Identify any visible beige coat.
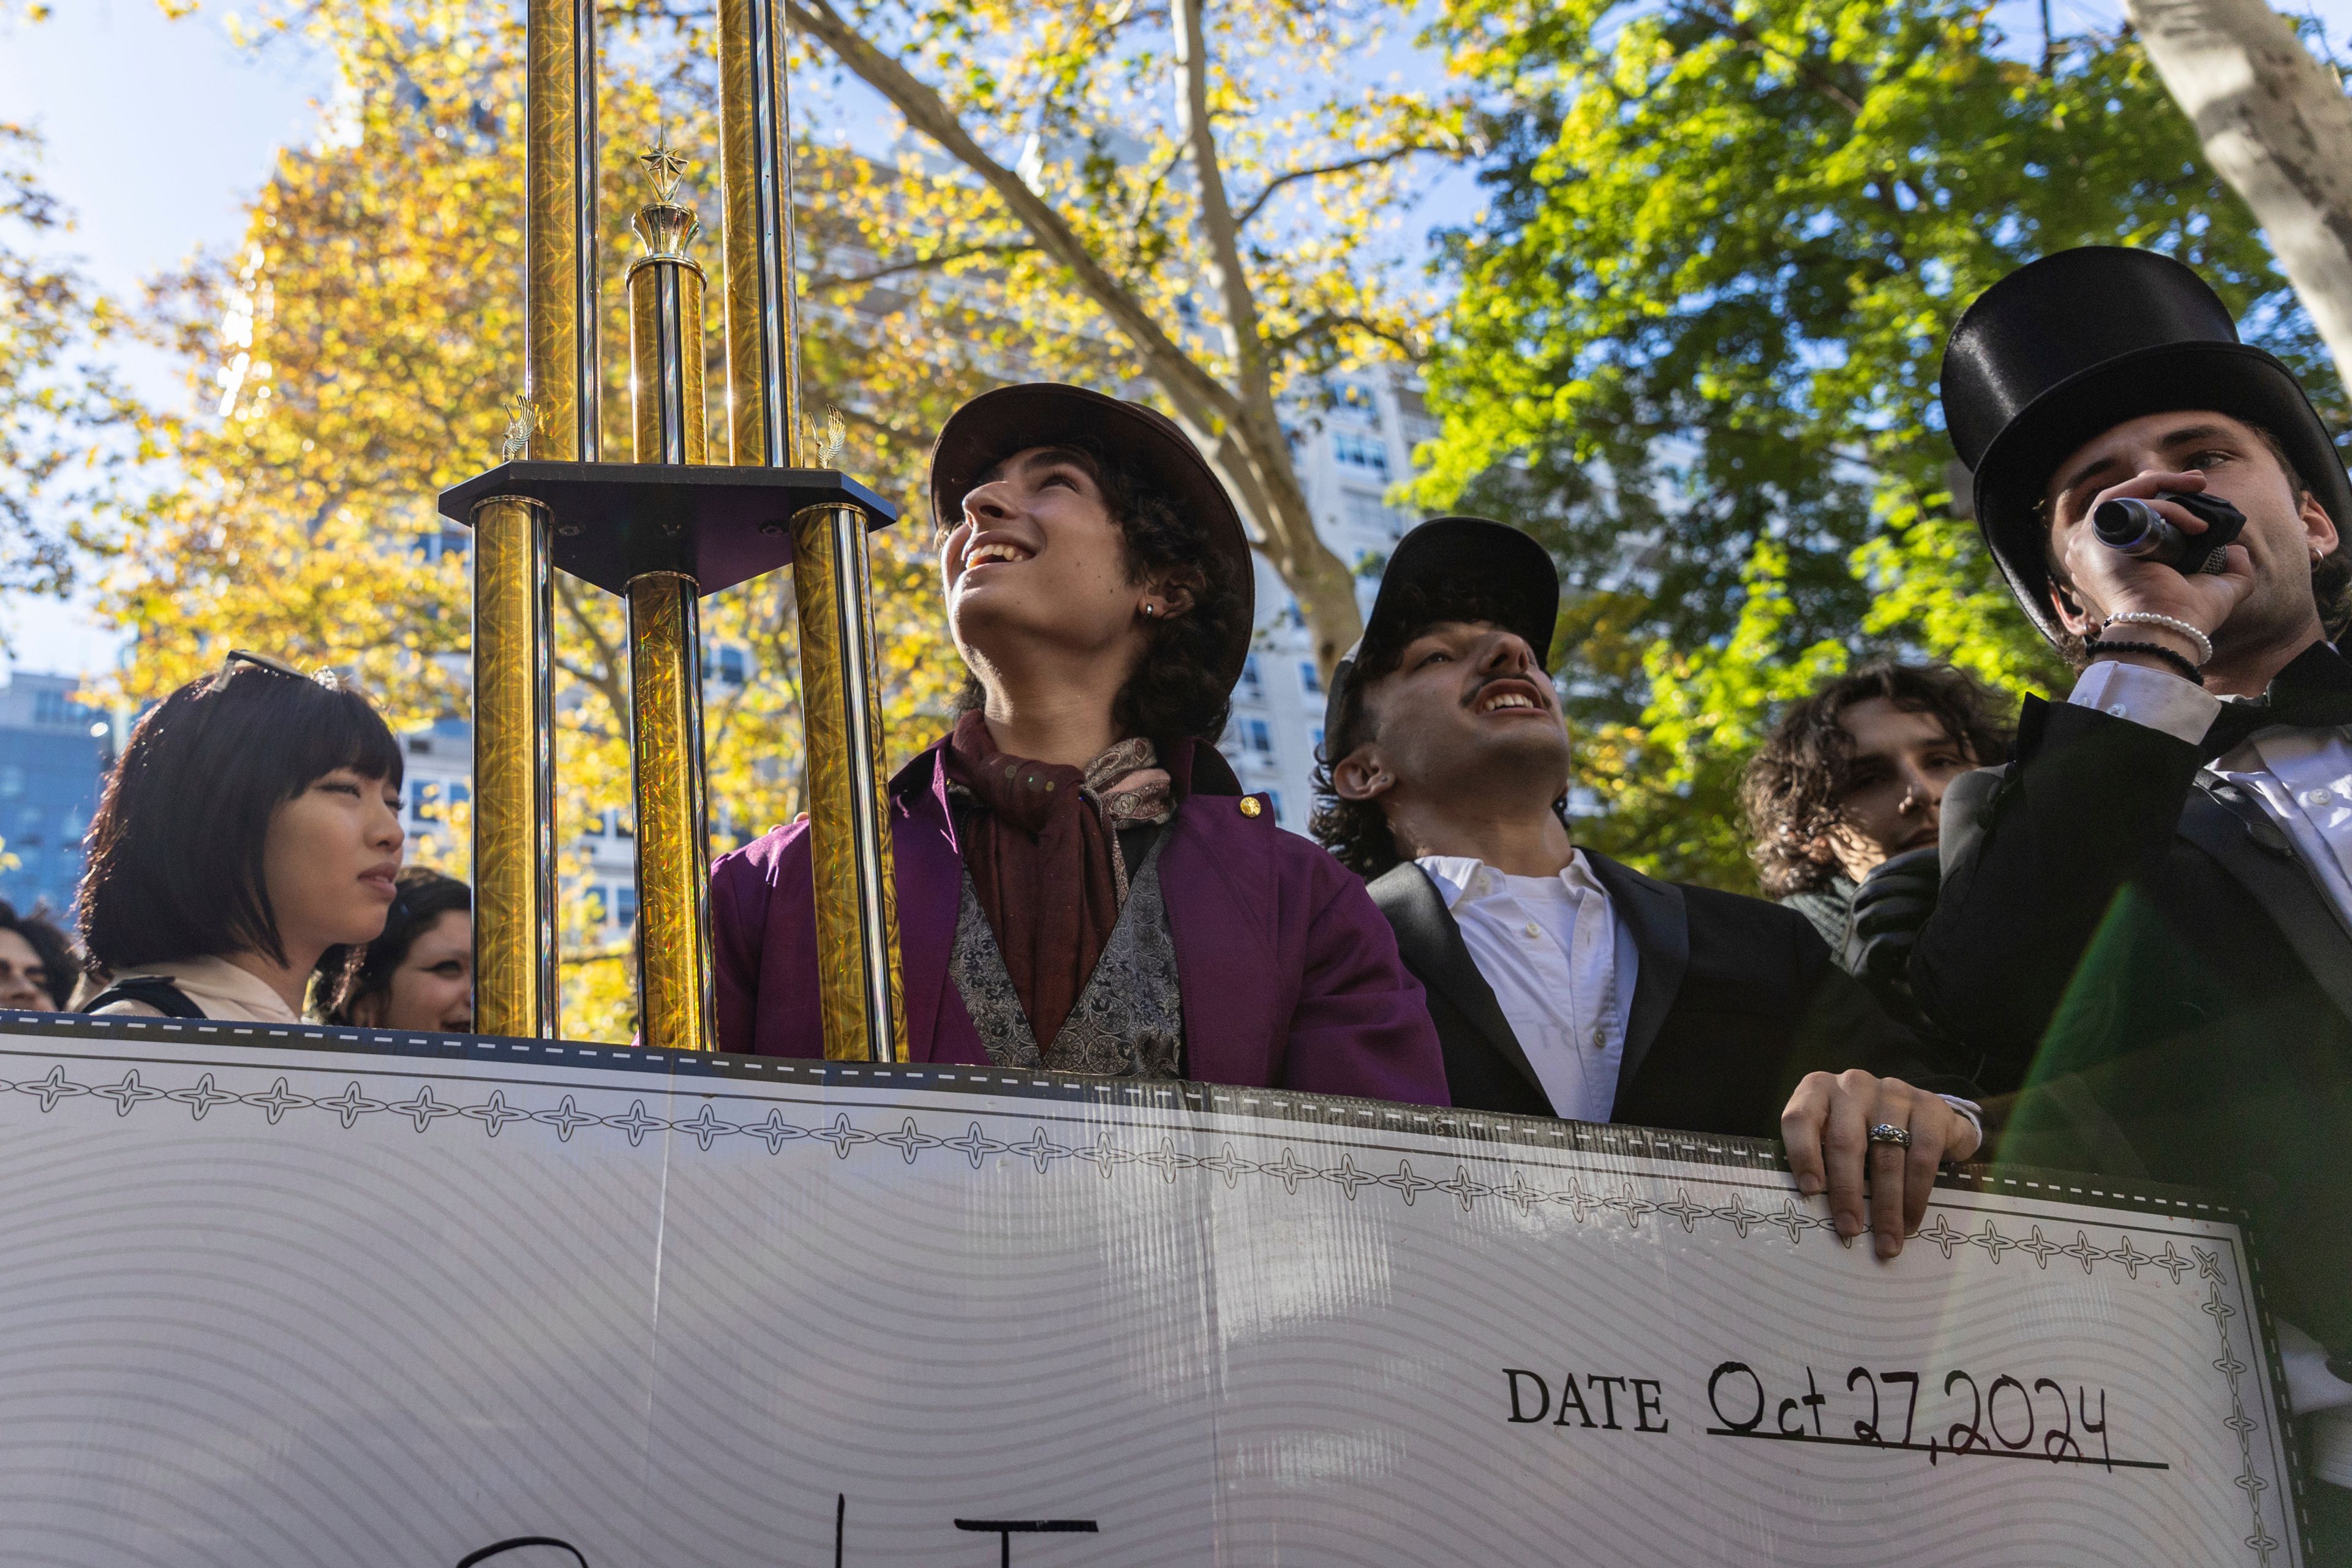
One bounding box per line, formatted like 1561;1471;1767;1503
87;956;303;1025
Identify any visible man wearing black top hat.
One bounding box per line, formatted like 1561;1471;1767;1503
1918;246;2352;1520
1313;516;1983;1261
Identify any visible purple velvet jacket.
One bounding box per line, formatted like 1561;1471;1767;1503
710;736;1449;1106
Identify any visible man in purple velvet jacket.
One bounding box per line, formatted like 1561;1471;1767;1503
710;383;1448;1106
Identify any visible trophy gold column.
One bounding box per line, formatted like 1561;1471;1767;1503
624;144;716;1053
717;0;908;1064
446;8;907;1055
471;0;601;1039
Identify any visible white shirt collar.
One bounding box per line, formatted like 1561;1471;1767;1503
1416;850;1602;911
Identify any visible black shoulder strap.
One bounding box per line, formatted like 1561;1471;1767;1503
82;976;207;1020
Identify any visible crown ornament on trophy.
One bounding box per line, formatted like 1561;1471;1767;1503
437;0;908;1063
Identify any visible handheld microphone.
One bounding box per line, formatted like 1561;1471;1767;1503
2090;491;2247;576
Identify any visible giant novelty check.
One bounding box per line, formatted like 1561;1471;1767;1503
0;1014;2304;1567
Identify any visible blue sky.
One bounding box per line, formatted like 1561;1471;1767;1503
2;2;333;677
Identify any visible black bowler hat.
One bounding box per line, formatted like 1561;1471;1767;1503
1321;516;1560;756
1942;246;2351;642
929;383;1257;693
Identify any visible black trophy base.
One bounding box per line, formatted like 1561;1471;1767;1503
436;461;902;598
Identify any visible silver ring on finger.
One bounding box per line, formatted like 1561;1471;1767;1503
1866;1123;1912;1150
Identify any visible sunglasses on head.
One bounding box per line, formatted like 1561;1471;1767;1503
209;649;341;693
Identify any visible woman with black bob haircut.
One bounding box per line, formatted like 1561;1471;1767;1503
312;868;472;1032
79;652;407;1023
712;383;1446;1103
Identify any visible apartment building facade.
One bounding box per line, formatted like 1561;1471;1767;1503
1215;367;1436;832
0;671;110;921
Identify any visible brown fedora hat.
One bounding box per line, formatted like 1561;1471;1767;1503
928;383;1257;691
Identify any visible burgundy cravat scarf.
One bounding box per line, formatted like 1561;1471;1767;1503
941;712;1174;1047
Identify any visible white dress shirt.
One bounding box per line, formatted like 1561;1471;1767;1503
2070;658;2352;1432
1416;853;1638;1123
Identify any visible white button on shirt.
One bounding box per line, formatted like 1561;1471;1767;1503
1415;853;1639;1124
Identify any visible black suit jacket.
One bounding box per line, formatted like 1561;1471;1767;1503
1912;642;2352;1349
1366;852;1964;1139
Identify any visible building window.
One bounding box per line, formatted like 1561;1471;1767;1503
1332;431;1389;477
1310;725;1325;756
410;780;443;823
417;524;471;565
32;690;83;728
1245;718;1272;756
1342;489;1400;539
710;644;749;687
1238;655;1263;703
582;881;638;931
1298;660;1323;697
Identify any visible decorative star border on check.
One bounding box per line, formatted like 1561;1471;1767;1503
7;1062;2235;1289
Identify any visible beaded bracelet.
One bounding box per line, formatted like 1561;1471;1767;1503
2084;638;2205;686
2104;611;2214;666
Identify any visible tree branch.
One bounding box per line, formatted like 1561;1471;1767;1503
1169;0;1270;405
1672;1;1867;118
553;576;630;720
783;0;1242;432
805;241;1042;294
1235;145;1444;232
1264;309;1421;360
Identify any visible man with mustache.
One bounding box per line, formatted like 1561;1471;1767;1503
1917;247;2352;1528
1314;518;1982;1260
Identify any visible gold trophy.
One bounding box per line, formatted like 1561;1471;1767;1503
439;0;908;1063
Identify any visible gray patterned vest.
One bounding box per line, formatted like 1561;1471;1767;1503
947;835;1185;1077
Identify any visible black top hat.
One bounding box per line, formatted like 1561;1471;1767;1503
929;383;1257;693
1941;246;2351;642
1321;516;1559;754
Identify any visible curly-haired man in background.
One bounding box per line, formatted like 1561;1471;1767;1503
1741;663;2013;1035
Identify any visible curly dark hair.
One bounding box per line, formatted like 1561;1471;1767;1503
950;435;1245;744
0;897;77;1009
1741;662;2015;899
2043;420;2352;665
1308;571;1555;878
311;867;470;1024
